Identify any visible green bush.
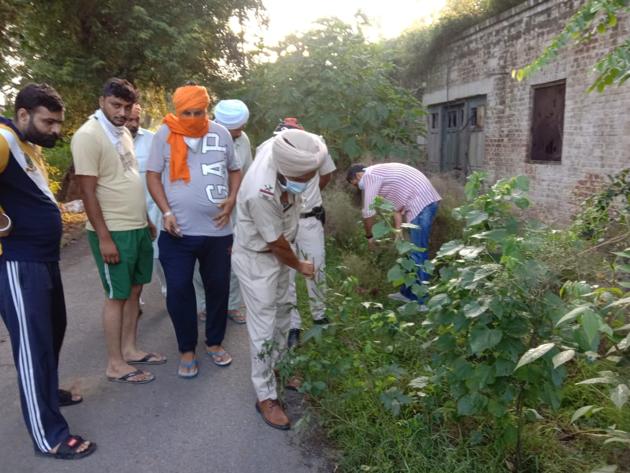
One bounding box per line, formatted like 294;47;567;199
42;140;72;195
284;171;629;473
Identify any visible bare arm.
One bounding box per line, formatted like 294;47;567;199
214;169;243;229
363;216;375;238
267;235;314;278
76;175;119;264
318;172;332;191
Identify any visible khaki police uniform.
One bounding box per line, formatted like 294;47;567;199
232;139;303;401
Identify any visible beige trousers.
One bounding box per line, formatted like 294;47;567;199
232;245;292;401
288;216;327;329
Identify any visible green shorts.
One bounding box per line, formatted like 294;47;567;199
87;228;153;300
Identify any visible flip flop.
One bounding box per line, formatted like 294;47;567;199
227;310;246;324
58;389;82;407
178;359;199;379
206;349;232;367
35;434;97;460
127;352;167;365
107;369;155;384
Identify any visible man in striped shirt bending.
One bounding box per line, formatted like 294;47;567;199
346;162;441;303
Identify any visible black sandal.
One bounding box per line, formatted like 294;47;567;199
58;389;83;407
35;435;97;460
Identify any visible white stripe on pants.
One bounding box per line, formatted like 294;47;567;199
288;216;327;329
6;261;52;452
232;246;291;401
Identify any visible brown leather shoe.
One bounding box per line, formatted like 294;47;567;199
255;399;290;430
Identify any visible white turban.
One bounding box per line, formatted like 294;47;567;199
272;129;327;177
213;99;250;130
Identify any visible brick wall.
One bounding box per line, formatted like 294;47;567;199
423;0;630;224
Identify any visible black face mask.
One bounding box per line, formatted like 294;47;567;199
24;117;59;148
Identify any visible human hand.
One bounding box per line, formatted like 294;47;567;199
163;213;182;237
99;237;120;265
298;260;315;279
0;212;12;237
214;198;235;229
148;221;157;240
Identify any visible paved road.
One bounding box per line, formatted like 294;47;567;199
0;236;328;473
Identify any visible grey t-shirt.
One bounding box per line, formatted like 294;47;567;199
146;122;240;237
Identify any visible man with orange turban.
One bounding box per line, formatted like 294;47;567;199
147;84;243;378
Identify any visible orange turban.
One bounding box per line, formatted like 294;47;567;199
163;85;211;183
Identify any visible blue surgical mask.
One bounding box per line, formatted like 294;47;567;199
285;178;308;195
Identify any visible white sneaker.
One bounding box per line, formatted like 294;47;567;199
388;292;412;303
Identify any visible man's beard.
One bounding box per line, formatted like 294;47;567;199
127;126;138;138
24;119;59;148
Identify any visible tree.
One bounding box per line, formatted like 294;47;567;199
514;0;630;92
235;16;425;167
7;0;263;127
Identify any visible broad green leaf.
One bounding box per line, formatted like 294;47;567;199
465;210;489;226
514;342;555;370
525;408;544;420
456;392;488;416
470;327;503;354
552;349;575;368
610;384;629;409
571;405;594;423
463;301;488;319
471;229;509;242
427;293;450;309
616;263;630;273
556;305;591;326
582;311;602;345
437;240;464;257
611;250;630;259
513;196;530;209
387;266;405;285
459;246;484;259
395;239;419;255
514;175;529;191
372;221;390;239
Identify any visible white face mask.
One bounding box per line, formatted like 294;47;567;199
357;176;365;190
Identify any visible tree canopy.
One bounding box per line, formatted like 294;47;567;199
235;17;425;167
3;0;263;127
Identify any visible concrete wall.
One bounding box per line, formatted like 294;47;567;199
422;0;630;224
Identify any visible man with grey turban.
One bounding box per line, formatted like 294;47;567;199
232;128;326;430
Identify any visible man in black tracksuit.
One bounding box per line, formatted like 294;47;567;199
0;83;96;459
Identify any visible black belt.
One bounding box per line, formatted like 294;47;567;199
300;206;325;225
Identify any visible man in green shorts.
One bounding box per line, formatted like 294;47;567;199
72;78;165;384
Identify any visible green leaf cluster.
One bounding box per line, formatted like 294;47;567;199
234;17;425;167
514;0;630;92
2;0;262;128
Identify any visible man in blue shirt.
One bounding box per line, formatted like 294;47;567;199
0;84;96;459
